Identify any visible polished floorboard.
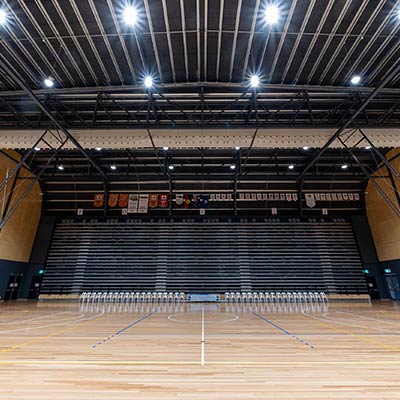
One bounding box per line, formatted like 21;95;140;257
0;300;399;399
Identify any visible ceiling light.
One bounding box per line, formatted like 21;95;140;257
303;146;309;150
144;75;153;88
250;75;260;88
123;6;138;26
365;145;371;150
288;164;295;170
110;165;117;170
57;165;64;171
163;146;169;151
341;164;348;170
44;77;54;88
95;147;102;151
0;9;7;25
230;164;236;170
235;146;241;151
34;147;41;152
265;5;279;24
168;165;174;170
350;75;361;85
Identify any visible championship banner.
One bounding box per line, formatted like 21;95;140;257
159;194;169;208
128;194;138;213
343;193;349;200
354;193;360;200
263;193;268;200
315;193;321;201
192;194;198;207
119;194;129;208
203;194;209;208
274;193;280;200
337;193;343;201
251;193;257;200
326;193;332;201
149;194;159;208
239;193;245;200
184;194;191;209
210;194;216;201
94;193;104;208
332;193;338;201
226;193;233;201
286;193;292;202
348;193;354;201
305;193;316;208
292;193;298;201
108;193;119;208
320;193;326;201
280;193;285;201
138;194;149;213
196;194;203;208
175;194;184;205
268;193;274;201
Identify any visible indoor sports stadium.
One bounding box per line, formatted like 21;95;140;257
0;1;400;399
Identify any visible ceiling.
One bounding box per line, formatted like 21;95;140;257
1;0;400;129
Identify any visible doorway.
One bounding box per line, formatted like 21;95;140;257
385;273;400;300
3;274;23;301
27;275;43;300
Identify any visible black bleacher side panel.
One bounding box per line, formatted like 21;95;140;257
41;220;367;295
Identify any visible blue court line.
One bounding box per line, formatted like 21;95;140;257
92;311;156;349
249;310;315;349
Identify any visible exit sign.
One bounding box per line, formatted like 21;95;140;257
384;268;392;274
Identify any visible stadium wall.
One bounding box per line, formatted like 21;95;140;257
0;150;42;299
365;148;400;296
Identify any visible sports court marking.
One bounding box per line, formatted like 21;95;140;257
335;310;400;326
302;311;400;352
168;313;239;324
0;360;400;366
92;311;155;349
0;309;105;354
0;311;76;326
201;305;205;366
249;310;315;349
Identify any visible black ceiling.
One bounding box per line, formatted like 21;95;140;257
1;0;400;89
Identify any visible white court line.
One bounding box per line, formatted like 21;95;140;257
0;311;76;326
302;310;399;333
335;310;400;326
201;305;205;366
0;310;104;334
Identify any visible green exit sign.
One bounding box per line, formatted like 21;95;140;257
384;268;392;274
362;269;369;274
38;269;45;275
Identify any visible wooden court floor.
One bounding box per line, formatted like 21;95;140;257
0;301;400;399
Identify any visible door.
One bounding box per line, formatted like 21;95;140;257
365;276;380;300
385;274;400;300
3;274;23;301
28;275;43;300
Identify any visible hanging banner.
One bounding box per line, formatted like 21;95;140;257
184;194;191;209
192;194;198;207
138;194;149;213
286;193;292;202
149;194;159;208
354;193;360;201
326;193;332;201
239;193;245;200
94;193;104;208
159;194;169;208
108;194;119;208
128;194;139;213
196;194;203;208
320;193;326;201
292;193;298;202
119;194;129;208
305;193;316;208
175;194;184;205
203;194;209;208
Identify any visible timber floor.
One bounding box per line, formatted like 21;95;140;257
0;300;399;399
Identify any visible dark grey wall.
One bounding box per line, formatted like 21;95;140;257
0;216;56;300
21;216;56;298
351;215;389;298
0;259;29;300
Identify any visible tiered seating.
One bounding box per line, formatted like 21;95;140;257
42;219;367;296
224;291;328;303
79;291;186;303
